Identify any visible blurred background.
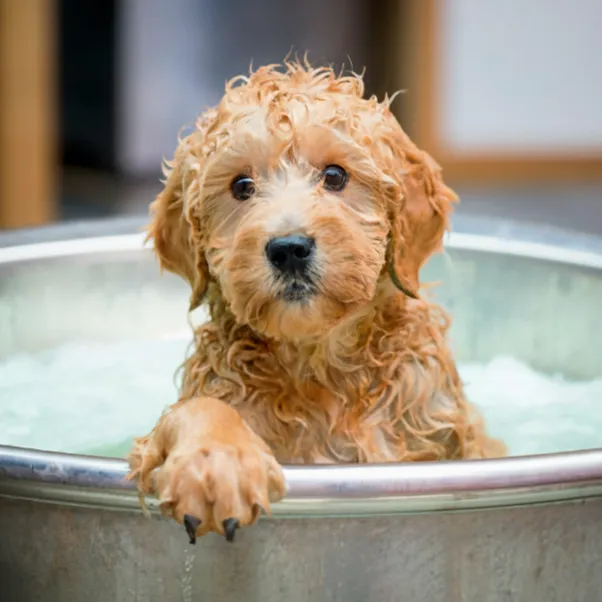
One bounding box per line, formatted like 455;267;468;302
1;0;601;233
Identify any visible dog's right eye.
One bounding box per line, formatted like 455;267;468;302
231;175;255;201
321;164;348;192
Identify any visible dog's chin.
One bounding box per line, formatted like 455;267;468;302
224;264;381;342
229;284;352;342
261;297;342;341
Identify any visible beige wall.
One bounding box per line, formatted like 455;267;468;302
439;0;602;154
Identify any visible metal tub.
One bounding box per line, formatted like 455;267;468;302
1;216;602;602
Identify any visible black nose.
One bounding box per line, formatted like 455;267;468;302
265;235;315;275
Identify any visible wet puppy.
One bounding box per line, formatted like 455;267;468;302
128;61;505;543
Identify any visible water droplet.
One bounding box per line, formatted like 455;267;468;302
180;548;196;602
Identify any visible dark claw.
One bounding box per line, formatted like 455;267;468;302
223;518;239;543
184;514;202;545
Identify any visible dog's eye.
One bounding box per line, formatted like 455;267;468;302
231;175;255;201
322;165;348;192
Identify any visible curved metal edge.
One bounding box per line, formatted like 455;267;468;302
0;216;148;248
2;227;602;272
447;232;602;271
2;446;602;516
0;232;149;264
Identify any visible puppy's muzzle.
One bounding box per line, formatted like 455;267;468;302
265;235;315;277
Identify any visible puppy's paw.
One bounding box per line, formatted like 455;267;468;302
157;440;285;543
127;397;286;543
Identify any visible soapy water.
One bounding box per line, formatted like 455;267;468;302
1;334;602;458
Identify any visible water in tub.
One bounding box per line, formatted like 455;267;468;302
1;322;602;458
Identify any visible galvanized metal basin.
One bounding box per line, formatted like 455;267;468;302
1;215;602;602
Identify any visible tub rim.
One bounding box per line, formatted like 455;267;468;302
1;445;602;516
1;214;602;516
2;214;602;270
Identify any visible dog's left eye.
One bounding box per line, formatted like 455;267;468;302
231;175;255;201
321;165;348;192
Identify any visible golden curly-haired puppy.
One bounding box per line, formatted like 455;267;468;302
128;61;505;544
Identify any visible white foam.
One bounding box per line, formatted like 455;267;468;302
461;355;602;455
1;341;601;458
0;337;191;457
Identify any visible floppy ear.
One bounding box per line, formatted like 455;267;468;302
147;112;217;311
386;141;458;299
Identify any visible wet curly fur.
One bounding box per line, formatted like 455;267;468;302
128;60;505;541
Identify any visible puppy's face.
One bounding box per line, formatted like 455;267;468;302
150;65;456;342
202;112;390;340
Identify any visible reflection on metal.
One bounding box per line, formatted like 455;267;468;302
2;446;602;515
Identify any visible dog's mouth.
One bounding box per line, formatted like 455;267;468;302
276;277;316;303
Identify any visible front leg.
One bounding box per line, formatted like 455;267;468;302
127;396;286;543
